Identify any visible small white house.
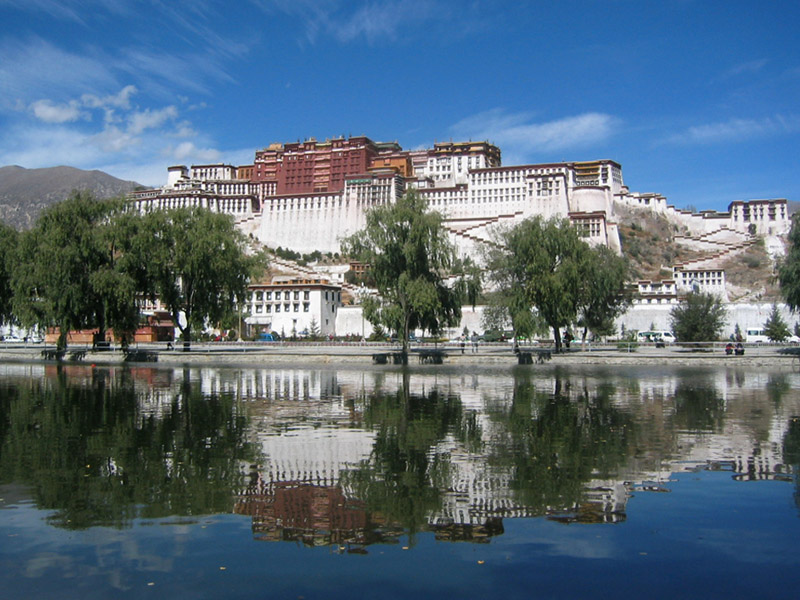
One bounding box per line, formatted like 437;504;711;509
245;276;343;337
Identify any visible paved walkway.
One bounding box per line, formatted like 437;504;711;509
1;341;798;368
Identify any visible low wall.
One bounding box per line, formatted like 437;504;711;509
338;301;798;341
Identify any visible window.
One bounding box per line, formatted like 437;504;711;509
304;291;310;300
284;303;290;312
293;303;299;312
265;291;272;300
275;304;280;312
294;291;299;300
303;303;309;312
256;291;263;301
266;305;271;313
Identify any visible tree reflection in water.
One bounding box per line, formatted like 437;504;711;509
783;415;800;513
2;363;798;554
488;369;635;523
0;365;255;529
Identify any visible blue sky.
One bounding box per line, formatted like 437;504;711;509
1;0;798;212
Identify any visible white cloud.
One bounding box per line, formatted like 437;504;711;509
91;125;138;153
29;99;85;123
663;115;800;145
168;141;222;163
27;85;142;125
0;86;228;187
128;106;178;135
450;109;618;161
82;85;137;110
173;122;198;138
0;37;118;107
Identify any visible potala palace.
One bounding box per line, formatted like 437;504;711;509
131;135;793;339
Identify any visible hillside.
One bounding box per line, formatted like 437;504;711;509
0;165;141;229
616;204;782;302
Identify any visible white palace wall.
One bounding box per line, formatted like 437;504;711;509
256;198;369;254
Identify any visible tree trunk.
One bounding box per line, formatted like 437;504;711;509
401;314;410;365
553;325;562;354
57;328;68;352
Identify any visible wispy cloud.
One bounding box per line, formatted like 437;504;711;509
1;0;88;24
1;85;225;186
0;37;119;108
449;109;618;163
334;0;438;43
662;115;800;145
713;58;768;83
253;0;445;45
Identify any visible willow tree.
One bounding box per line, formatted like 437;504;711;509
487;216;588;352
0;221;17;324
342;190;478;360
486;216;629;352
133;207;267;350
577;245;631;342
11;192;138;349
779;214;800;310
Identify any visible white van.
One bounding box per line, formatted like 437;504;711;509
745;328;769;343
636;330;676;344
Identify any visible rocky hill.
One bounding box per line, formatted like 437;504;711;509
0;165;141;229
616;204;782;302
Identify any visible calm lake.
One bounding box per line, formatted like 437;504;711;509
1;361;799;599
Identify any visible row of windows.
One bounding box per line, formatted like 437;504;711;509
253;303;309;314
254;290;310;301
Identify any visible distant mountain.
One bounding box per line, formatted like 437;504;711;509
0;165;142;229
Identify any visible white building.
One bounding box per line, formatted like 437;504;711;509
673;267;727;299
245;276;343;337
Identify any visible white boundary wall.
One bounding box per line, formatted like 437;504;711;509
337;302;799;341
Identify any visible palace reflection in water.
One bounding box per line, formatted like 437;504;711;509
1;362;798;551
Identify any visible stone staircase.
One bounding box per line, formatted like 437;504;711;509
444;211;524;249
673;235;758;271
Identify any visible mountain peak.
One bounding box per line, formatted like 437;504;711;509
0;165;141;229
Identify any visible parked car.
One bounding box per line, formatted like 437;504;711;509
1;334;23;343
636;330;676;344
745;328;769;343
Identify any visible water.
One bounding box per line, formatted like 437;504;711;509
1;362;799;599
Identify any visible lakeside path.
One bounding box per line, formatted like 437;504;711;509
2;342;800;368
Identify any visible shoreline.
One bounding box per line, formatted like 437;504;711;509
1;343;799;368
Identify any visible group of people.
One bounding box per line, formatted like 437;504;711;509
725;342;745;356
459;332;480;354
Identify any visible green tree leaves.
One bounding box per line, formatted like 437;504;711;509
11;193;131;347
342;191;476;358
131;208;268;348
779;214;800;311
0;221;17;324
763;304;791;342
670;292;727;342
5;194;267;349
486;216;629;351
